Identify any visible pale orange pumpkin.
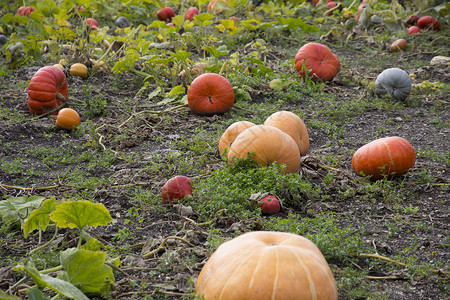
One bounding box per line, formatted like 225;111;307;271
219;121;256;156
227;125;300;173
264;111;310;156
55;108;80;130
196;231;338;300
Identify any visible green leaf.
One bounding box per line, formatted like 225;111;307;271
27;288;50;300
169;50;192;62
202;45;229;58
13;265;89;300
50;200;112;230
80;238;105;251
23;198;56;238
59;248;115;295
276;17;320;33
0;196;45;226
193;13;214;27
0;290;21;300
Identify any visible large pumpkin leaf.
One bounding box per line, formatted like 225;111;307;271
59;248;115;295
50;200;112;230
276;17;320;33
13;264;89;300
23;198;56;238
0;196;45;226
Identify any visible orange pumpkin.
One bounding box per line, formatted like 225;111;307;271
227;125;300;174
196;231;338;300
55;108;80;130
264;111;310;156
219;121;256;156
295;43;340;82
352;136;416;181
207;0;227;12
187;73;235;116
28;66;69;115
390;39;407;52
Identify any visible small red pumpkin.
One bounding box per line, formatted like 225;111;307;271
85;18;98;29
162;175;193;204
187;73;235;116
295;43;340;82
55;108;80;130
258;193;281;215
156;7;175;22
405;15;418;26
185;7;199;20
17;6;36;16
408;26;421;34
417;16;440;31
208;0;228;12
352;136;416;181
28;66;69;115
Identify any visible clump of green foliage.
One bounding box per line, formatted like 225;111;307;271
188;156;322;220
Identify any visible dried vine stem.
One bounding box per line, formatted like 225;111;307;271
95;104;187;154
30;92;68;120
142;236;202;259
104;262;152;282
0;183;75;191
359;253;449;276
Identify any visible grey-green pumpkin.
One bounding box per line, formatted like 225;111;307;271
375;68;412;100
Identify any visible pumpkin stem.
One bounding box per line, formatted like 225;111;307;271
208;95;213;104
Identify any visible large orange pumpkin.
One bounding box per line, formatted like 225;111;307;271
227;125;300;174
28;66;69;115
295;43;340;82
219;121;256;156
187;73;235;116
264;111;310;156
196;231;338;300
352;136;416;181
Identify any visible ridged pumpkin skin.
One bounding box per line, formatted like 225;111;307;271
295;43;340;82
352;136;416;181
228;125;300;174
196;231;338;300
374;68;411;101
28;66;69;115
264;111;310;156
187;73;235;116
219;121;256;156
55;108;80;130
17;6;35;16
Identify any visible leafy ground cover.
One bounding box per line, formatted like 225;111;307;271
0;0;449;299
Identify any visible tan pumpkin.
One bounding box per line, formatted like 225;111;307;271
55;108;80;130
264;111;310;156
227;125;300;173
219;121;256;156
196;231;338;300
69;63;88;79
